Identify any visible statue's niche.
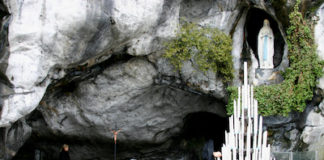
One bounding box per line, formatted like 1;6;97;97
258;19;274;69
244;8;285;85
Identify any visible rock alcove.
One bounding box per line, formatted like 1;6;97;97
11;110;229;160
245;8;286;67
180;112;228;154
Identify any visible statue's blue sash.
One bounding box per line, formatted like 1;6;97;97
263;35;268;61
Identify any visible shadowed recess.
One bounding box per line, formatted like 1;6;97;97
180;112;228;154
245;8;285;68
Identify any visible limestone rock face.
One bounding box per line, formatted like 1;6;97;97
301;109;324;145
39;58;225;143
179;0;240;34
297;94;324;160
0;119;32;160
0;0;241;159
299;104;324;160
3;0;172;126
1;0;323;159
0;0;243;127
28;58;226;159
315;4;324;90
263;113;301;152
0;0;173;126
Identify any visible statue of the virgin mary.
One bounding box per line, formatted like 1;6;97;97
258;19;274;69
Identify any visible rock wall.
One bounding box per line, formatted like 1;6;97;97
0;0;324;159
0;0;243;127
39;58;226;142
0;0;240;159
316;3;324;90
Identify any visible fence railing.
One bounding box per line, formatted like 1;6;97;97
272;151;317;160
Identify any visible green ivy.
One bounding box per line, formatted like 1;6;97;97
226;86;238;114
227;0;324;116
164;21;234;83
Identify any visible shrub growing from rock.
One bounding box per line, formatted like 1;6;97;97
164;21;234;83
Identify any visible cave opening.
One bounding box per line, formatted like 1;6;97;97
179;112;228;158
245;8;285;67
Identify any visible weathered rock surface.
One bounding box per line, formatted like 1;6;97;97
299;103;324;160
263;113;302;152
301;108;324;145
316;4;324;90
1;0;175;126
0;0;323;159
0;119;31;160
39;58;225;143
253;69;284;86
0;0;293;127
0;0;244;127
16;58;227;160
0;0;243;159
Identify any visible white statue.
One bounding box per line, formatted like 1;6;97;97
258;19;274;69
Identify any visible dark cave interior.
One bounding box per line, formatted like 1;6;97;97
180;112;228;154
11;111;229;160
245;8;286;67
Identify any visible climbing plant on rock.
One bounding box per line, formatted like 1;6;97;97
164;21;234;83
227;0;324;116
